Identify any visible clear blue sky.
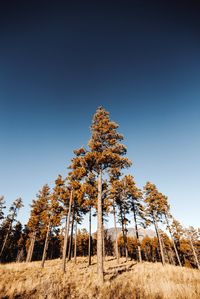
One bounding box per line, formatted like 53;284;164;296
0;1;200;229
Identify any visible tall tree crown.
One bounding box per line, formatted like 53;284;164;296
87;106;131;173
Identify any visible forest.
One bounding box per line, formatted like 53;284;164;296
0;107;199;289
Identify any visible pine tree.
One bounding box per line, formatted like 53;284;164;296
110;177;129;261
82;173;97;266
62;187;72;272
170;218;185;263
87;107;131;283
186;226;200;270
0;197;23;260
62;147;86;272
144;182;167;265
109;168;122;264
125;175;144;262
109;187;120;263
164;209;182;266
26;186;50;263
41;185;62;268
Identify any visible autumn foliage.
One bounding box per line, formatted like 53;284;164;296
0;107;199;293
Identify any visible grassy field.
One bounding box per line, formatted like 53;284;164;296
0;257;200;299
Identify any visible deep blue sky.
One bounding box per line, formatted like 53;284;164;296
0;1;200;229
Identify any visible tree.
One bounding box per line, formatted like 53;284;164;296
110;177;129;262
144;182;168;265
76;229;90;256
62;147;87;272
26;186;50;263
82;173;97;266
87;106;131;283
170;218;186;265
109;181;120;263
125;175;144;262
41;184;62;268
159;230;174;265
0;197;23;260
186;226;200;270
164;209;182;266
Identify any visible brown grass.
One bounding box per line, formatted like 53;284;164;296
0;257;199;299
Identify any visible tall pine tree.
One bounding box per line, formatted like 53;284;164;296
87;107;131;283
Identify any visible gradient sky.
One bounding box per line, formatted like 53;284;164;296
0;1;200;229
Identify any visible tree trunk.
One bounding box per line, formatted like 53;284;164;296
88;206;92;266
120;207;128;261
165;214;182;267
124;218;128;262
97;169;104;284
188;235;200;270
41;221;51;268
74;220;77;264
68;206;75;261
113;203;119;264
132;202;142;262
160;234;169;264
26;239;31;263
29;232;36;262
62;189;73;273
26;232;36;263
152;212;165;265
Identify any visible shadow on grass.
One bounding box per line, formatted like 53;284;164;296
105;262;137;281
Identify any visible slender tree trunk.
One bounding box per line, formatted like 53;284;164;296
188;235;200;270
120;208;128;261
29;232;36;262
88;206;92;266
152;212;165;265
26;232;36;263
74;220;77;264
68;206;75;261
160;234;169;264
97;169;104;284
165;214;182;266
113;203;119;264
62;189;73;273
41;221;51;268
132;203;142;262
26;239;31;263
124;219;128;262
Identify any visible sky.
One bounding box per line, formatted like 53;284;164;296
0;0;200;230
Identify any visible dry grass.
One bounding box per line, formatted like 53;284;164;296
0;257;200;299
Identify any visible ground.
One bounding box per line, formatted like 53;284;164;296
0;257;200;299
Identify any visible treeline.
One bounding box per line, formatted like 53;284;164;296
0;107;199;282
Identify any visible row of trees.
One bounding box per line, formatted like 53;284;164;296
0;107;199;283
0;197;199;270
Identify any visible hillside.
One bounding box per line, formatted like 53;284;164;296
0;257;199;299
